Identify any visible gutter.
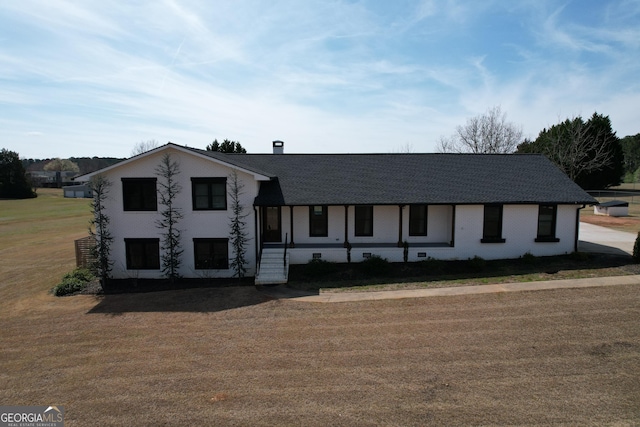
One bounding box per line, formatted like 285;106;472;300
575;204;585;253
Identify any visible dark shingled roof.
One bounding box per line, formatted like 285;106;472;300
188;148;596;206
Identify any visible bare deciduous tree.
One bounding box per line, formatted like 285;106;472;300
517;113;623;188
437;106;523;154
131;139;160;156
541;118;611;182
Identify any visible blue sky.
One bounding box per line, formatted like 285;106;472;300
1;0;639;159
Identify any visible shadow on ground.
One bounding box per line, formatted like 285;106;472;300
86;253;637;312
578;241;632;256
87;285;273;314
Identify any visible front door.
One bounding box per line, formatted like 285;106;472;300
263;206;281;243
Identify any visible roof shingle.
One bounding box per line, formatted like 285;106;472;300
190;149;596;206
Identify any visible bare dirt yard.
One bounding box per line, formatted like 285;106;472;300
1;190;639;425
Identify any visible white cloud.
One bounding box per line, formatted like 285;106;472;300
0;0;638;158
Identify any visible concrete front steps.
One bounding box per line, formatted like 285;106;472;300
255;248;290;285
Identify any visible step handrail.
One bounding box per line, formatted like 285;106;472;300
283;233;288;268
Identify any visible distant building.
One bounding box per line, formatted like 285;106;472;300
63;184;93;198
594;200;628;217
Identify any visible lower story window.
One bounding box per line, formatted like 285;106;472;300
194;238;229;269
125;238;160;270
536;204;559;242
309;205;328;237
409;204;428;236
355;205;373;236
482;205;505;243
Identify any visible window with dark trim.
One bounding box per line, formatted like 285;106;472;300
191;178;227;210
309;206;328;237
125;238;160;269
409;205;428;236
122;178;157;211
482;205;505;243
536;204;559;242
194;238;229;269
355;205;373;236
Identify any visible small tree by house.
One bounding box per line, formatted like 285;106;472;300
155;153;183;280
633;231;640;263
228;170;250;279
88;174;113;285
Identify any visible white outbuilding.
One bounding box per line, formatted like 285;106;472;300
594;200;629;217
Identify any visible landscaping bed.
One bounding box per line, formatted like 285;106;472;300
288;252;640;293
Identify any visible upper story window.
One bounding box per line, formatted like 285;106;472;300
355;205;373;237
192;178;227;210
536;204;559;242
482;204;505;243
122;178;157;211
409;205;428;236
309;206;328;237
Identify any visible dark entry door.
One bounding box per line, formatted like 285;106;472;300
263;206;281;243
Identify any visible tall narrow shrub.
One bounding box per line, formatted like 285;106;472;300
228;171;250;279
156;153;183;280
633;231;640;263
88;174;113;285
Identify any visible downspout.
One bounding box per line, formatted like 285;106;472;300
289;205;295;247
575;204;585;253
343;205;349;247
450;205;456;247
397;205;405;247
254;206;260;273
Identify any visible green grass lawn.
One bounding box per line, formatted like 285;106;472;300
0;188;92;309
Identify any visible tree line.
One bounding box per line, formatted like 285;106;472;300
438;106;635;189
3;117;637;200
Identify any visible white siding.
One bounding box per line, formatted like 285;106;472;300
96;146;582;277
288;204;580;264
101;147;259;279
422;204;579;260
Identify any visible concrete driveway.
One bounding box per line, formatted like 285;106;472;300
578;222;637;255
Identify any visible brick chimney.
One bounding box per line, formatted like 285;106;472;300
272;140;284;154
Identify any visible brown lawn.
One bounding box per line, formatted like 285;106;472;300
1;190;639;426
580;200;640;234
581;212;640;234
1;286;639;426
